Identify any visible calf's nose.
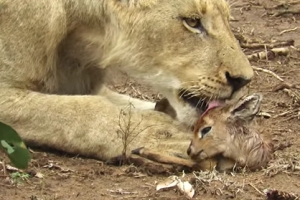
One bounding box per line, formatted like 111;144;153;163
187;141;193;156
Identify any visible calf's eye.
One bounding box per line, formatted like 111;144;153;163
200;126;212;138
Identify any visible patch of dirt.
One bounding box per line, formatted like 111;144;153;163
1;0;300;199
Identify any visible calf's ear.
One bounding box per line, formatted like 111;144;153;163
229;93;263;123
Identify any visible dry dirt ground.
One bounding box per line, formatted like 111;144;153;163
1;0;300;199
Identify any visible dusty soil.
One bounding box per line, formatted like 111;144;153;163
1;0;300;199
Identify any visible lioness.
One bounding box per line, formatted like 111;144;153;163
0;0;253;161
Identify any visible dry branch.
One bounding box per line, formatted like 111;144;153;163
241;40;294;49
249;183;265;196
272;111;291;119
272;9;300;17
116;103;153;161
279;27;298;35
247;47;290;61
272;82;300;92
252;66;284;82
1;161;7;176
234;33;265;44
264;0;300;10
283;89;300;104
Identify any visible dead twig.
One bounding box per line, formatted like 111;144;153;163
279;27;298;35
1;160;7;176
272;9;300;17
273;110;293;118
264;153;300;177
272;82;300;92
248;183;265;196
283;89;300;104
241;39;294;49
252;66;284;82
281;114;300;122
247;47;290;61
264;0;300;10
273;83;300;106
264;44;269;61
107;189;138;195
234;33;265;44
116;103;156;163
273;109;299;118
0;183;13;188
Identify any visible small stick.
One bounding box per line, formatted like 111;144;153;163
279;27;298;35
273;110;296;118
247;51;274;61
264;44;268;61
248;183;265;196
272;82;300;92
273;9;300;17
252;66;284;82
234;33;265;44
265;1;300;10
281;114;300;122
2;161;7;176
0;183;13;188
247;47;290;61
283;89;300;104
241;40;294;49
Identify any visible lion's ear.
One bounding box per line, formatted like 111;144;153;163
228;94;263;123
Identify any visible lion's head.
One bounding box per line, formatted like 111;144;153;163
108;0;253;125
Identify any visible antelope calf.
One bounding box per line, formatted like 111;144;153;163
132;94;273;172
188;94;274;171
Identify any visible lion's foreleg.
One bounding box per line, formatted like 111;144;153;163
96;85;155;110
0;87;196;165
0;88;161;160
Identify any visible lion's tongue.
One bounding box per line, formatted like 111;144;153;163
200;100;225;118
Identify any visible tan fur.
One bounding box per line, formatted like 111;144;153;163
189;94;274;170
0;0;253;161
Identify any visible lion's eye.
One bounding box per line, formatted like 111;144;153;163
185;18;199;27
200;126;212;138
183;18;204;34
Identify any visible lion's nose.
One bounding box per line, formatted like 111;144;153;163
225;71;251;92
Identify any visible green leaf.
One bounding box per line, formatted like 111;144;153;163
0;122;31;169
1;140;15;154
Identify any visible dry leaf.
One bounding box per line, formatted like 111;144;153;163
177;181;195;199
35;172;44;178
43;162;74;173
156;176;195;199
156;176;179;191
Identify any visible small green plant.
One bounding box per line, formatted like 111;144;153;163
10;171;30;184
0;122;31;169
